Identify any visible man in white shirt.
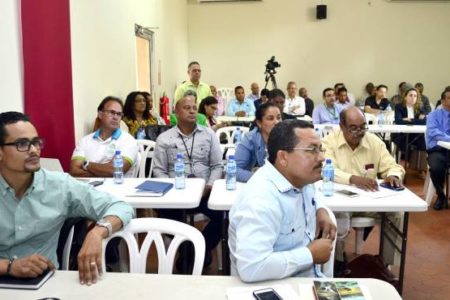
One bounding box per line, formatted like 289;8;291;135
285;81;306;116
70;96;138;177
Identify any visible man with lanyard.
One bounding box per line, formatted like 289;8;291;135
312;88;341;124
70;96;138;177
153;94;223;270
229;120;336;282
174;61;212;105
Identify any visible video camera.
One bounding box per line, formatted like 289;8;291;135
265;56;281;74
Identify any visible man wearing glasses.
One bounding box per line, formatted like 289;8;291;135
321;106;405;274
0;111;134;285
229;120;336;282
70;96;138;178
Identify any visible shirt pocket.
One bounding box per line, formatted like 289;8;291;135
277;218;304;251
192;141;210;162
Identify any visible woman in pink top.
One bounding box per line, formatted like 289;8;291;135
210;85;225;116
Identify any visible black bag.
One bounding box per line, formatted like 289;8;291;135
343;254;399;291
145;125;171;141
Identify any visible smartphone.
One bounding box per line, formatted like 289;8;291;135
336;189;359;197
380;182;405;191
89;180;104;187
253;288;283;300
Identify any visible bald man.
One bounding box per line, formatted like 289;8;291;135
246;82;260;102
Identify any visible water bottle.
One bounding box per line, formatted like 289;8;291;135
233;127;242;144
113;150;124;184
174;153;185;189
385;105;392;113
136;127;146;140
378;111;384;126
322;159;334;197
226;155;237;190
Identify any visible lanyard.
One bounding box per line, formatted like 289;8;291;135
326;106;338;119
178;131;196;163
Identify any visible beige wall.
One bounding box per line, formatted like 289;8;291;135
70;0;189;140
187;0;450;104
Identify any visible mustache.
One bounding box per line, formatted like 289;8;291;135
25;154;40;161
314;163;323;170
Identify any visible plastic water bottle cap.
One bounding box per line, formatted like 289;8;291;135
115;150;121;155
176;153;184;159
326;158;332;164
228;155;235;160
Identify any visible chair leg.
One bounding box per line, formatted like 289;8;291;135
354;228;364;255
425;180;436;207
216;241;223;271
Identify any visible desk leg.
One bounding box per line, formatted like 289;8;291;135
404;133;410;184
221;211;230;275
379;213;385;257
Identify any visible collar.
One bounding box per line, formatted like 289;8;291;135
93;128;122;140
336;128;369;150
176;124;202;137
0;170;39;197
186;80;204;88
265;160;300;193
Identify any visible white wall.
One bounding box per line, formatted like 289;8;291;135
70;0;189;140
0;0;24;113
187;0;450;103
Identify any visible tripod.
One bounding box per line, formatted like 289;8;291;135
264;70;277;89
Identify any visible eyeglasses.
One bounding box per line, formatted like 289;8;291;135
346;125;369;134
292;145;325;155
1;137;44;152
102;110;124;118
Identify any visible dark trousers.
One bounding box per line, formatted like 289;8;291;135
427;150;449;200
158;196;222;253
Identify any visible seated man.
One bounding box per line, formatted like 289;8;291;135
365;84;391;115
284;81;306;116
246;82;260;102
227;86;256;117
229;120;336;282
312;88;341;125
299;87;315;117
426;89;450;210
0;112;134;285
70;96;138;178
335;87;352;111
321;107;405;271
153;94;223;268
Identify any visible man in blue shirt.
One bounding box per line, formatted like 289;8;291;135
426;90;450;210
227;86;256;117
0;112;134;285
229;120;336;282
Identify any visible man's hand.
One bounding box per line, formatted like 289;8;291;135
316;208;336;241
350;175;379;191
384;175;403;188
8;254;55;278
235;111;246;117
307;239;332;264
77;228;105;286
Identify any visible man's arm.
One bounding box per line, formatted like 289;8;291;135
377;140;405;181
427;112;450;145
84;159;132;177
0;255;55;278
70;158;93;177
206;131;223;186
152;136;170;178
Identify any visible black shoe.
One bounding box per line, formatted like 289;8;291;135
203;251;212;268
433;198;444;210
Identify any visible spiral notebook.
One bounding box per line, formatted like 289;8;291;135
0;269;54;290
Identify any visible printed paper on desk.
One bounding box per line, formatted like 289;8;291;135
226;284;297;300
298;282;372;300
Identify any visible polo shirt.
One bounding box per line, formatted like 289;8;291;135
174;80;212;104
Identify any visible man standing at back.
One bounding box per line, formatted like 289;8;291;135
0;112;133;285
70;96;138;178
153;94;223;268
174;61;212;104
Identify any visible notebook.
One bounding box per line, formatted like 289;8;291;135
128;180;174;197
0;269;55;290
313;280;366;300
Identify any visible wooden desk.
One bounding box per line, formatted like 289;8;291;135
0;271;401;300
208;179;427;294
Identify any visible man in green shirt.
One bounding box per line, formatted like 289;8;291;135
0;112;134;285
174;61;212;104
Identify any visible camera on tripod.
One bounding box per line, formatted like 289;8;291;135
265;56;281;74
264;56;280;88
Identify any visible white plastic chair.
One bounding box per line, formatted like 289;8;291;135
101;218;205;275
136;140;156;178
61;225;75;270
364;113;377;125
217;87;233;103
215;126;250;145
321;206;337;278
40;158;63;172
351;217;376;255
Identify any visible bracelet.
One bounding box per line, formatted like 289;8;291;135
6;256;16;275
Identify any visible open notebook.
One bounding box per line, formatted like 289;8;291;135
0;269;54;290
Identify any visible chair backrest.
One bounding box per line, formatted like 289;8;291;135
217;87;233;104
383;111;395;125
364;113;377;125
102;218;205;275
136;140;156;178
215;126;250;144
321;206;337;278
40;158;63;172
61;225;75;270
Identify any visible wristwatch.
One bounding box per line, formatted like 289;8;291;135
96;218;112;237
82;160;90;171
